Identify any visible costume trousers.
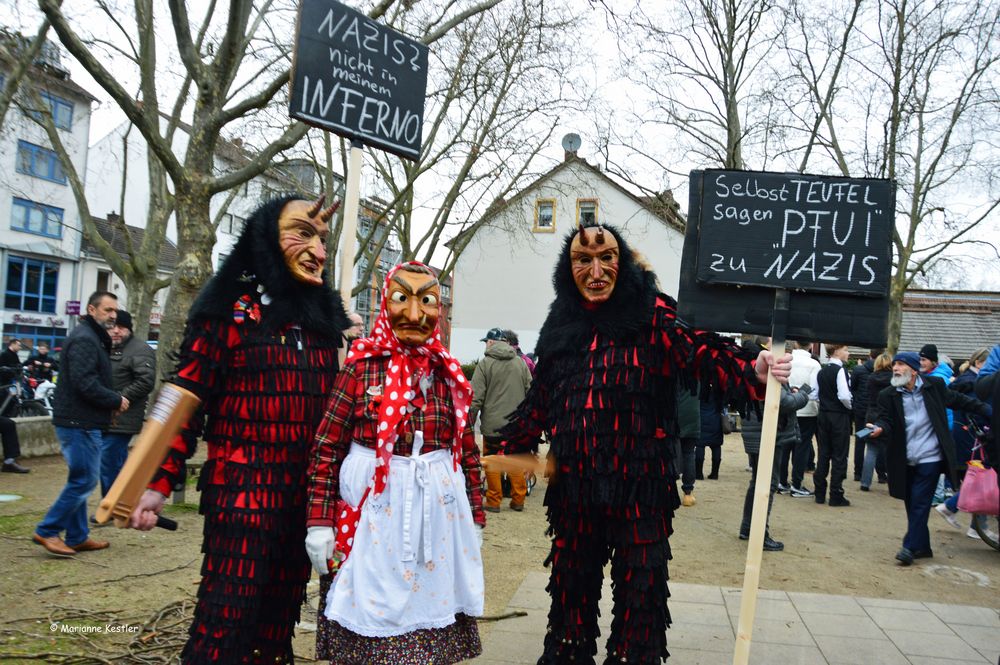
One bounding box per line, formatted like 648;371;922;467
539;515;670;664
792;416;817;488
815;411;851;498
903;461;942;554
483;435;527;508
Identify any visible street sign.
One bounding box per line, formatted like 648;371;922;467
289;0;430;161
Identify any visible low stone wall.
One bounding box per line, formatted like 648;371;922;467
13;416;59;458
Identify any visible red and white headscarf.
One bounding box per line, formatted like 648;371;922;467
344;261;471;496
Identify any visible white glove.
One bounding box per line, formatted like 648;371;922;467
475;525;484;549
305;526;335;576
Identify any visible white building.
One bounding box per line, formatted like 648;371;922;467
448;151;687;363
0;35;97;350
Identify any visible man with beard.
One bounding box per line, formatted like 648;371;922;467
867;352;990;566
34;292;126;556
500;224;791;664
130;195;349;664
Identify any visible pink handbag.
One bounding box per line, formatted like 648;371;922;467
957;447;999;516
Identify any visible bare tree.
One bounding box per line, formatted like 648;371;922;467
0;20;51;125
777;0;1000;350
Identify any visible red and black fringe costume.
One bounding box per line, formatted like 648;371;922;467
149;196;349;665
500;226;760;665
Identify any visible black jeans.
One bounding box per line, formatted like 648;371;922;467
0;416;21;460
792;416;817;489
679;437;697;493
740;452;777;536
816;411;852;497
853;414;867;477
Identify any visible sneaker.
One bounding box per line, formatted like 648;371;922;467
967;526;982;539
776;483;791;494
877;476;888;484
935;504;961;529
681;493;696;507
895;547;914;566
859;485;870;492
790;486;813;497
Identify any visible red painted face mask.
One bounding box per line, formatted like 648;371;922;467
278;199;335;286
570;226;619;304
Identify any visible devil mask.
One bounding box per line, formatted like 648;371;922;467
278;197;338;286
570;225;620;304
386;267;441;346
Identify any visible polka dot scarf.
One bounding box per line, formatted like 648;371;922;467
344;261;471;496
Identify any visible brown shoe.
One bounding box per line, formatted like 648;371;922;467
510;503;524;512
70;538;110;552
484;506;501;513
32;533;76;556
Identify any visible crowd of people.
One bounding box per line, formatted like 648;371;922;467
12;196;997;665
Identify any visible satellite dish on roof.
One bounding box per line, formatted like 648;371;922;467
561;133;582;153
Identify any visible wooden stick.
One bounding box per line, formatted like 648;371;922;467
338;142;364;367
732;332;786;665
95;385;201;528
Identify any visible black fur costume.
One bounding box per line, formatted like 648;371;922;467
501;225;757;664
150;195;348;664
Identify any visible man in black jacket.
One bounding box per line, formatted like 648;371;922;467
33;291;127;557
99;309;156;498
868;352;991;565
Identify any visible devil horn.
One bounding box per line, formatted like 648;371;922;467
595;224;605;244
577;223;590;246
319;199;342;222
308;194;326;217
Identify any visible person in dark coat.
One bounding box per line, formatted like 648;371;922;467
868;352;991;565
974;347;999;497
851;349;879;481
697;396;725;480
677;384;701;505
99;309;157;498
859;352;893;490
23;341;56;382
0;339;23;390
33;292;126;557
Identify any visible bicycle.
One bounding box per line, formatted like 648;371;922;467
963;419;998;552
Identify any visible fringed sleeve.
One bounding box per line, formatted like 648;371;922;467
497;379;550;455
653;295;762;408
148;318;236;496
306;362;359;527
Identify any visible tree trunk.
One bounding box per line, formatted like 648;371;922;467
156;188;216;381
885;276;907;355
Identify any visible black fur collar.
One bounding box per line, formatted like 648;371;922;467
188;195;349;340
534;224;659;360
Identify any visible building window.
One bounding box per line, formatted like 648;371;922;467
16;141;67;184
534;199;556;233
222;213;245;235
2;325;66;353
96;270;111;292
577;199;598;226
5;257;59;313
11;198;64;238
25;91;74;130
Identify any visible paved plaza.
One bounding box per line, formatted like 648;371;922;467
476;571;1000;664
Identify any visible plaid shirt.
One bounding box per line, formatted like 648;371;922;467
307;356;485;527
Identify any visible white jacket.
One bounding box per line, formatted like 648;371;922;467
790;348;821;417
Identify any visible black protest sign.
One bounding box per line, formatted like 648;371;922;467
677;170;895;348
290;0;429;161
695;170;893;297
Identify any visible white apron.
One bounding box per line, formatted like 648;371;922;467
323;440;484;637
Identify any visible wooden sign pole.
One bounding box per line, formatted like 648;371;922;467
733;288;789;665
338;140;364;363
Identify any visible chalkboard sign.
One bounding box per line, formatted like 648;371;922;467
695;170;893;297
677;170;895;348
289;0;429;161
